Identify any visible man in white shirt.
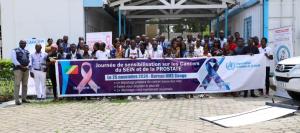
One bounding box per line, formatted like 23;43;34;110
30;44;48;100
144;41;163;59
185;34;195;52
125;40;143;59
125;40;143;100
194;39;204;57
259;37;273;96
144;41;164;100
96;42;110;60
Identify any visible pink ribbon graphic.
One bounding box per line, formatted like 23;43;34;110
77;62;99;93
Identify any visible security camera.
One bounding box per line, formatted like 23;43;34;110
222;0;237;4
223;0;239;8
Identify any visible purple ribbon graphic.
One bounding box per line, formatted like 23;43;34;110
77;62;99;93
202;58;230;90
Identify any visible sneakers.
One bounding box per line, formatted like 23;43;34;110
136;96;141;100
127;96;142;100
158;94;164;99
22;99;30;103
146;95;152;100
127;96;133;101
15;100;21;105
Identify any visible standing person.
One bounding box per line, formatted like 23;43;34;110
11;40;31;105
62;35;70;53
253;36;261;48
91;42;100;59
56;39;63;47
159;35;168;53
203;43;212;57
57;44;67;59
30;44;48;100
45;38;53;53
210;40;223;56
242;38;260;98
115;41;125;58
259;37;273;96
234;32;241;43
219;30;227;48
144;41;164;100
125;40;143;100
125;40;143;59
222;43;234;56
184;45;197;99
124;38;131;50
170;39;180;58
209;31;217;48
227;35;237;52
185;34;194;52
197;32;203;42
194;39;204;57
81;44;92;59
66;44;82;60
233;38;245;55
139;42;147;56
96;42;110;60
77;40;85;55
46;43;59;101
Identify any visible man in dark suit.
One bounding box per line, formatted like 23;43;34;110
242;37;260;98
66;44;82;60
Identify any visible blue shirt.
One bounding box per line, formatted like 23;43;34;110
30;52;47;71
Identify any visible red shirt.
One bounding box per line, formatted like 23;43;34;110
228;42;237;51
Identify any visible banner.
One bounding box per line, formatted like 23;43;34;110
55;54;266;97
86;32;112;50
25;38;46;95
269;26;293;98
269;26;294;64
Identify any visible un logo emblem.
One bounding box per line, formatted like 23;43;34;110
226;62;235;70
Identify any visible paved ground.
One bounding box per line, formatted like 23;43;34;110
0;94;300;133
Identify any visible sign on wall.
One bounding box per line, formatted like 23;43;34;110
83;0;104;7
86;32;112;50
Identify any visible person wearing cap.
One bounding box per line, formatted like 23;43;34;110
30;44;48;100
46;43;59;101
11;40;31;105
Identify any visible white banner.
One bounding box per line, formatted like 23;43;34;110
269;26;293;98
197;54;266;92
86;32;112;50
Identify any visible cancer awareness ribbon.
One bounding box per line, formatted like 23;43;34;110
77;62;99;93
202;58;230;90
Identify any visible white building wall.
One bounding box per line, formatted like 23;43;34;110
269;0;299;56
228;2;263;39
1;0;85;59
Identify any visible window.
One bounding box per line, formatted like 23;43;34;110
244;16;252;40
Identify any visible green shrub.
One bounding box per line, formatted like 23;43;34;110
0;60;14;102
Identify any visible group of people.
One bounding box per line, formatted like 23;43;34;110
11;31;273;105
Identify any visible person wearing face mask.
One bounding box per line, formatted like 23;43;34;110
11;40;31;105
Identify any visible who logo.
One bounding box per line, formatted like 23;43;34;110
226;61;235;70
